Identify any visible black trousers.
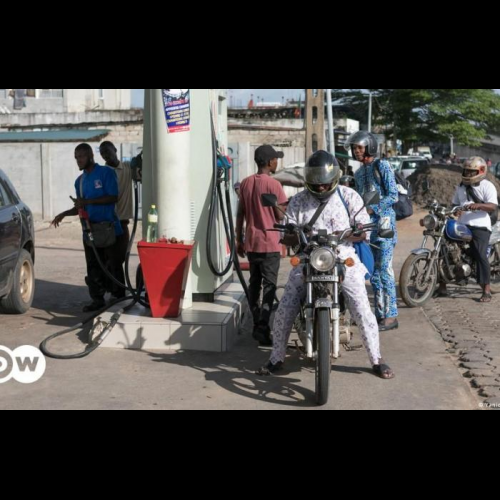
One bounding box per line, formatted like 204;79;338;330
106;221;130;298
83;242;112;304
247;252;281;330
469;226;492;286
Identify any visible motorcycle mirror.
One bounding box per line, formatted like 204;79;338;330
379;229;395;239
353;190;380;223
261;194;278;207
363;190;380;207
340;175;356;188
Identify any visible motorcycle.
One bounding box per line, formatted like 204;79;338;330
262;190;393;405
400;200;500;307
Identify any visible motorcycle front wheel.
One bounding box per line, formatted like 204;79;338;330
400;254;438;308
489;243;500;291
315;309;331;406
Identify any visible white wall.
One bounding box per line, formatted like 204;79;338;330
0;140;141;220
65;89;132;112
0;89;133;114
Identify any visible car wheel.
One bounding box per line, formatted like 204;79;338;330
0;249;35;314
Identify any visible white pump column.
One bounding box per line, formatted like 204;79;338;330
98;89;245;353
142;89;192;309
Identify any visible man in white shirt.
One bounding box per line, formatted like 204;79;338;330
99;141;134;299
439;157;498;302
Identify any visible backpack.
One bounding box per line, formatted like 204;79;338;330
374;160;413;221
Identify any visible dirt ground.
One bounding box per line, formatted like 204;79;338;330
409;163;500;207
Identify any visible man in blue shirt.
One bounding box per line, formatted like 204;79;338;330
51;143;122;312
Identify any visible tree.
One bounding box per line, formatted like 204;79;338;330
331;89;500;152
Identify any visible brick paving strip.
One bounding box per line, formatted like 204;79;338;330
423;285;500;409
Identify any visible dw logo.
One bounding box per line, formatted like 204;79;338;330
0;346;46;384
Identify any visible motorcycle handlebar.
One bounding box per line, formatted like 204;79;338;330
450;205;476;215
269;221;375;240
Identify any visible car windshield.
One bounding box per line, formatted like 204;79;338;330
402;160;426;170
388;158;402;170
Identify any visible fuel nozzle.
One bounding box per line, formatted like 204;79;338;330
79;208;91;233
217;151;232;183
131;151;143;183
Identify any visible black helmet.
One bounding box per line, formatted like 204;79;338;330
344;131;379;159
305;150;341;201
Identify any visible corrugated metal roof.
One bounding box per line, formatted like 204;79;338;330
0;129;110;143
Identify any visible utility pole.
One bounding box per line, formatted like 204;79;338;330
326;89;335;156
368;90;373;132
305;89;325;159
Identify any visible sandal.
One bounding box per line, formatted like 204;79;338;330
373;363;395;380
479;293;492;303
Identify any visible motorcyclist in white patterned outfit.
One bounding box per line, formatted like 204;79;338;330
258;151;395;380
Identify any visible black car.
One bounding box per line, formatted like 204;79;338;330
0;169;35;314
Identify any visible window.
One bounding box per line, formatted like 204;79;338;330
402;160;427;171
0;181;12;208
0;178;18;206
40;89;63;98
0;89;63;98
312;133;319;153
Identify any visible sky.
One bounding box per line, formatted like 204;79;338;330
228;89;303;107
132;90;500;108
131;89;304;108
132;89;144;107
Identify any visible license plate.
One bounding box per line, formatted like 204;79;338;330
309;275;336;282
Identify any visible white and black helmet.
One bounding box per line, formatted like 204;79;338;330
462;157;488;186
344;131;379;158
305;150;341;201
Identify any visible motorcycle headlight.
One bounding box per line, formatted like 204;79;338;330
310;248;336;272
423;215;439;230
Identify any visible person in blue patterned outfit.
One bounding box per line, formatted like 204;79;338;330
347;131;399;332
